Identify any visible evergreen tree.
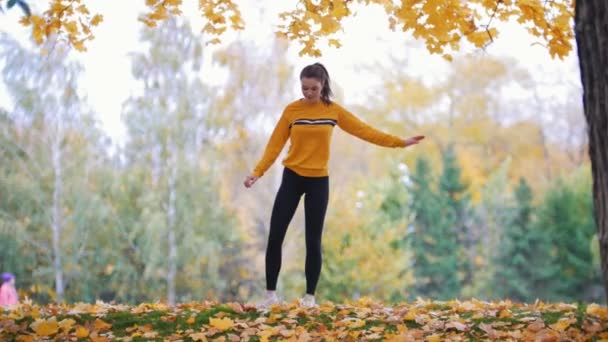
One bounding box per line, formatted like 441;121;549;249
408;157;460;300
534;178;597;302
468;159;513;299
380;165;410;223
493;177;555;302
437;145;472;296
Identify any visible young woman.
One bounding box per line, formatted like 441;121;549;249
243;63;424;308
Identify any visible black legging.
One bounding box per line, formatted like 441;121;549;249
265;167;329;295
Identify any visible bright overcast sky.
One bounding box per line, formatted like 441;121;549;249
0;2;580;145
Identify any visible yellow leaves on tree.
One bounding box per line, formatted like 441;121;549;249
140;0;244;46
140;0;183;27
19;0;103;51
21;0;573;59
199;0;245;45
277;0;352;57
277;0;573;58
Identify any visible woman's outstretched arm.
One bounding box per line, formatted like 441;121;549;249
244;109;290;188
337;105;424;147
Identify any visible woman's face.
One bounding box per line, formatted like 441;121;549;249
301;77;323;103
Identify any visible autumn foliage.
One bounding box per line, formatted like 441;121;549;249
17;0;573;59
1;298;607;341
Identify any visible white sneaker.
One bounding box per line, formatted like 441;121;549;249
258;291;281;310
299;294;316;308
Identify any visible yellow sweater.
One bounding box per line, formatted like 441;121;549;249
253;99;406;178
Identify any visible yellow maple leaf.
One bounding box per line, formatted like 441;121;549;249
299;45;321;57
16;336;34;342
64;21;79;35
467;30;491;48
76;5;89;14
330;1;349;18
190;332;208;341
46;18;61;35
30;307;41;319
206;38;222;45
403;310;417;320
549;40;571;59
149;6;168;21
75;326;90;338
140;18;157;27
32;28;45;44
229;14;244;29
19;16;32;26
91;14;104;26
49;1;65;14
396;324;408;333
90;333;109;342
534;328;560;341
550;319;573;332
347;318;365;329
94;318;112;331
258;328;276;342
427;335;442;342
73;40;87;52
187;316;196;324
328;39;341;48
30;15;45;27
58;318;76;332
319;16;340;34
209;317;234;331
30;318;59;336
587;303;608;319
498;309;512;318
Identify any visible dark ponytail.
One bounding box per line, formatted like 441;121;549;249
300;62;333;105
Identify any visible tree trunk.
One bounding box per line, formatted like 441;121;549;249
166;142;178;306
574;0;608;303
51;120;64;303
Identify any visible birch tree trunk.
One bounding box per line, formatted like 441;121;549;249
51;117;65;303
166;141;178;305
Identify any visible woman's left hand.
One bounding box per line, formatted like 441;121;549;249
404;135;425;147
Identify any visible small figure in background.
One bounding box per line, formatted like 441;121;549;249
0;272;19;308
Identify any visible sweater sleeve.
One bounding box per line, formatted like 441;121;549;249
337;105;406;148
252;108;291;177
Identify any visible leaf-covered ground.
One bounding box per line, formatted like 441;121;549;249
1;298;607;341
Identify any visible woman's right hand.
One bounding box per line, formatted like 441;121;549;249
243;174;259;188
